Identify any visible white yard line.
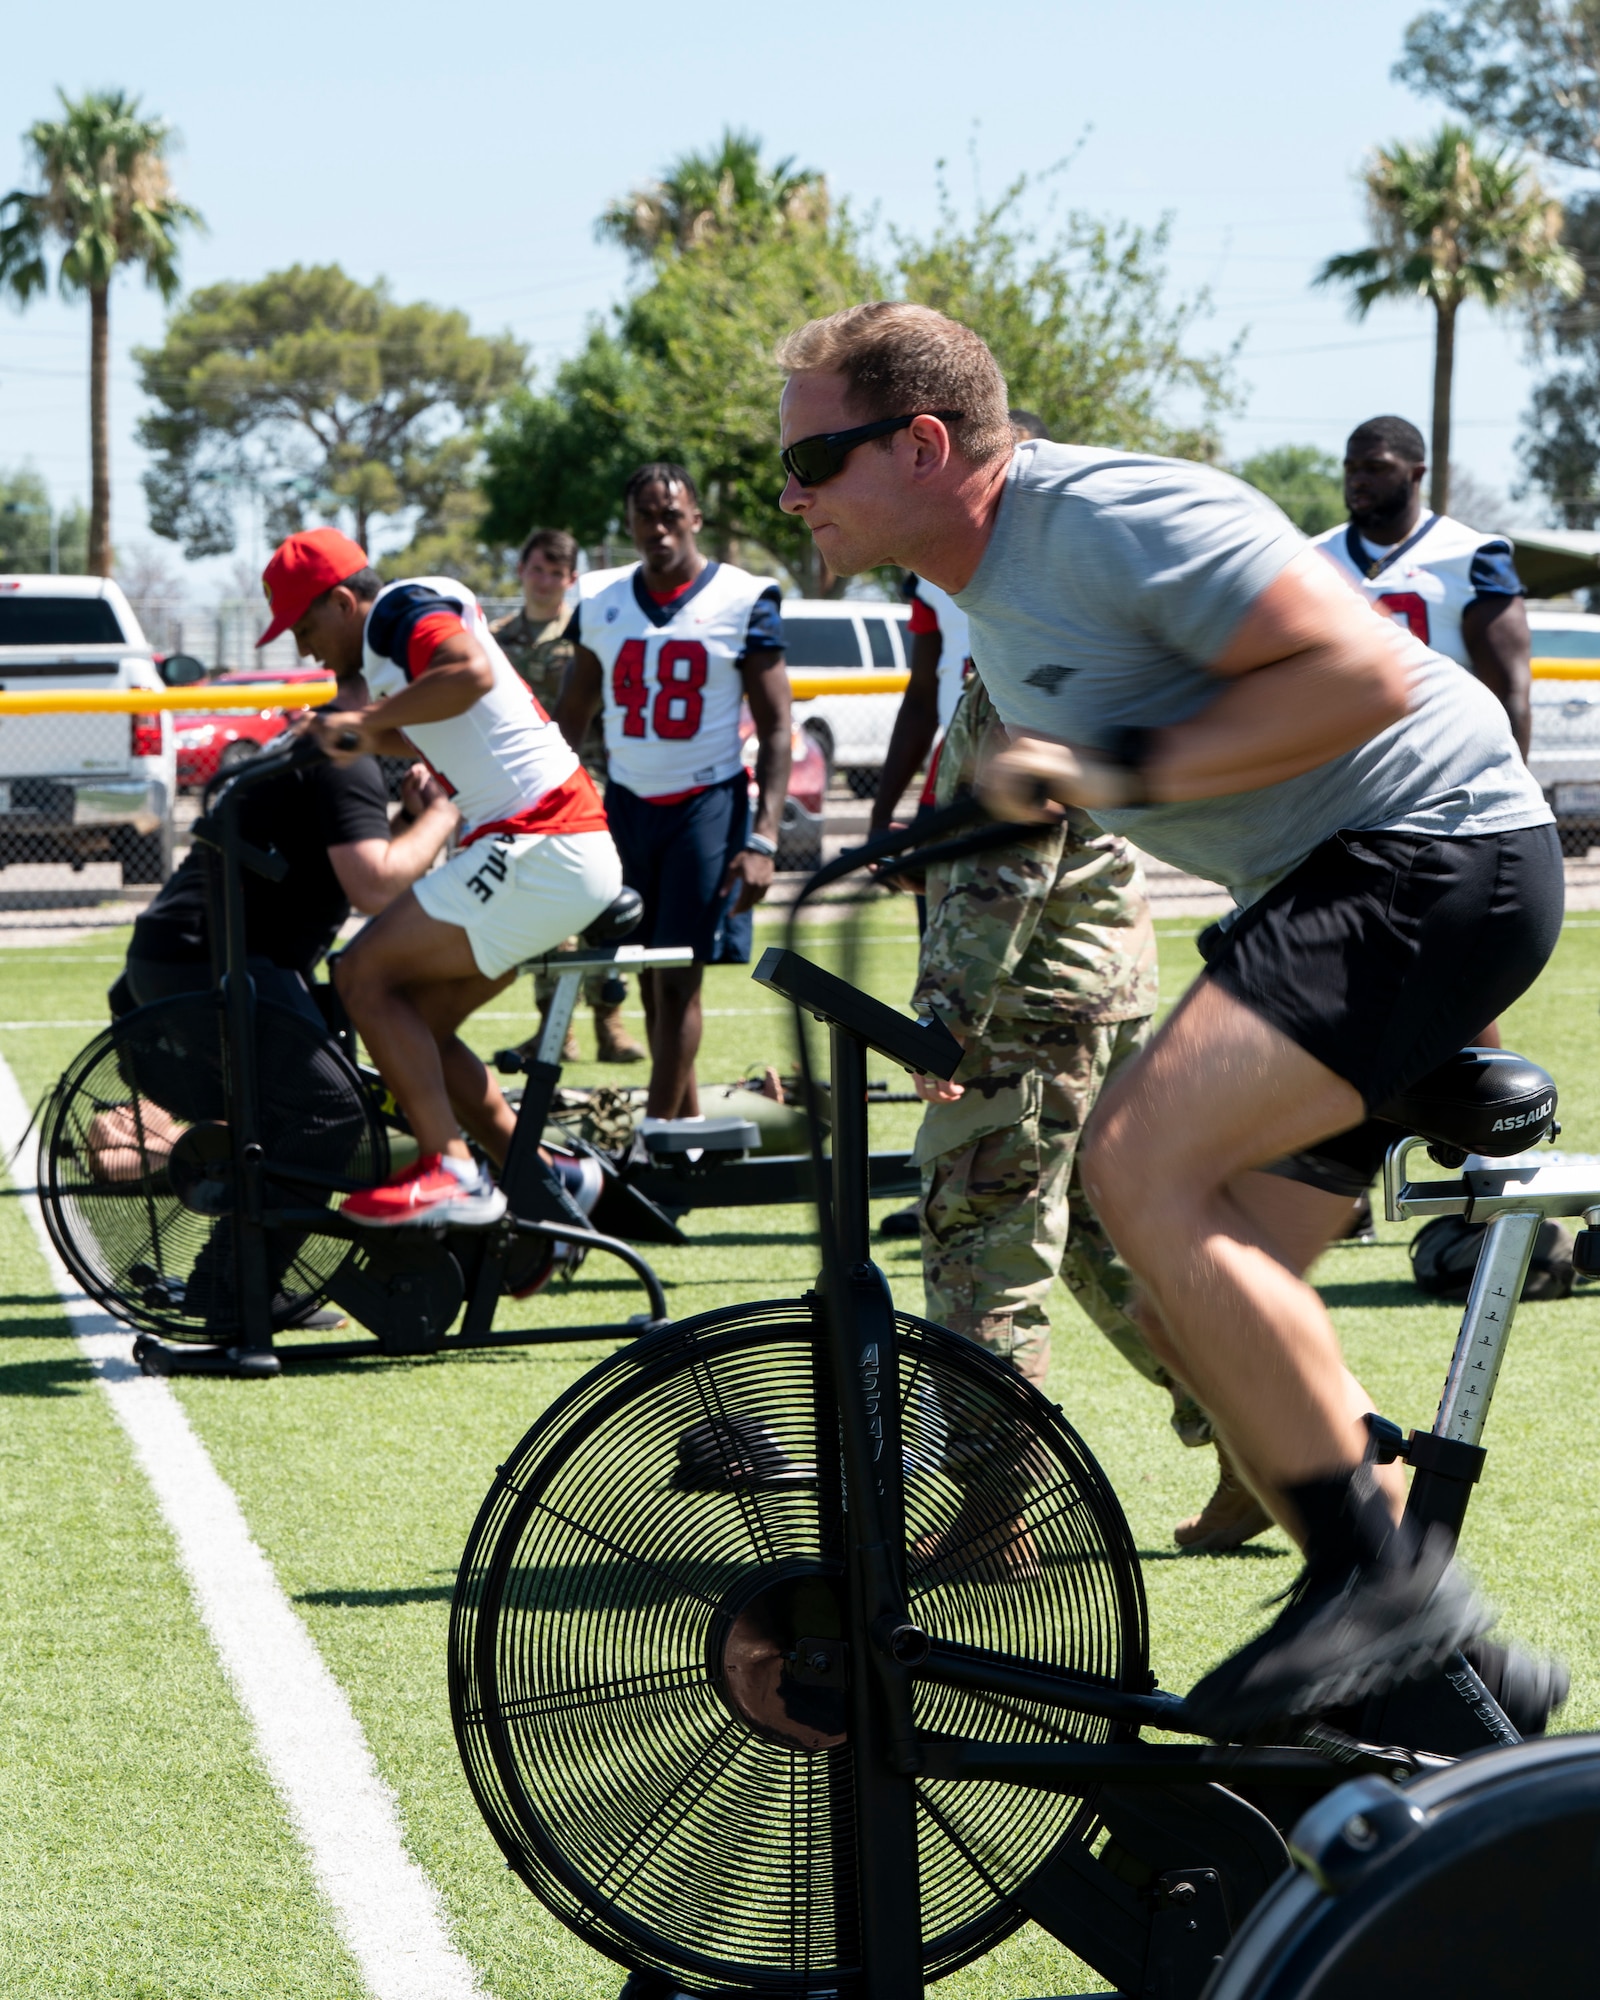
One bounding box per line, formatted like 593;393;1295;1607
0;1051;485;2000
0;1020;106;1029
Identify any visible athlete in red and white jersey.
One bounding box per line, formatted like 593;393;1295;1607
361;574;599;841
556;463;790;1122
1311;414;1531;755
575;555;779;798
260;528;622;1227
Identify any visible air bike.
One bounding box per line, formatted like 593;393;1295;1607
33;730;677;1373
448;803;1600;1999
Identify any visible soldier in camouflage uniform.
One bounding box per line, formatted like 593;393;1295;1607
910;675;1260;1560
491;528;644;1066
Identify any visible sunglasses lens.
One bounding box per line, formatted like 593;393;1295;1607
785;438;842;486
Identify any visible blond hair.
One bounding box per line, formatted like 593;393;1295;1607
775;303;1012;464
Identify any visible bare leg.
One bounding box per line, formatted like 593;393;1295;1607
334;892;504;1161
1133;1167;1406;1536
644;964;704;1118
1081;977;1379;1542
410;972;519;1165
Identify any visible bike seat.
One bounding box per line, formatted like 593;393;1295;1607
583;887;644;946
641;1117;760;1158
1378;1046;1557;1157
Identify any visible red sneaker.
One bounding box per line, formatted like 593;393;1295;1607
340;1153;507;1229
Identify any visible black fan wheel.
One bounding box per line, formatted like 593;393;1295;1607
450;1295;1148;1997
38;991;388;1340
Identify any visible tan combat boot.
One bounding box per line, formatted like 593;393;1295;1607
1174;1443;1272;1554
594;1005;646;1063
912;1494;1043;1584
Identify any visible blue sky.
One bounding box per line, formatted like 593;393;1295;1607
0;0;1576;588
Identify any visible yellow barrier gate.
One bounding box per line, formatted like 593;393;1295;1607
0;680;338;716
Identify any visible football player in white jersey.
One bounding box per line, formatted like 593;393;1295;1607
1312;414;1531;755
555;463;790;1121
257;528;623;1227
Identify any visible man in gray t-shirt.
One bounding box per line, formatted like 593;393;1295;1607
775;301;1565;1741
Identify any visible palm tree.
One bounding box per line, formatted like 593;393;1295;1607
1316;123;1580;513
0;90;202;576
599;129;826;262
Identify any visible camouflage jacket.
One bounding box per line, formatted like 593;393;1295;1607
913;675;1158;1036
490;605;605;780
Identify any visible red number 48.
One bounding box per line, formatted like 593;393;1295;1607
612;639;650;737
611;637;707;739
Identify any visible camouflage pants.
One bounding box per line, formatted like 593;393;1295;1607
918;1015;1209;1441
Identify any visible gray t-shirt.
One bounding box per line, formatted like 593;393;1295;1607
955;442;1551;907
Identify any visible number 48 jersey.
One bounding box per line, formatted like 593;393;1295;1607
571;561;785;799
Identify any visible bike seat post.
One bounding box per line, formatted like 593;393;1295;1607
1432;1209;1540;1449
535;964;583;1068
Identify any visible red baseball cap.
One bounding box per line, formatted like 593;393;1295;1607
256;528;371;647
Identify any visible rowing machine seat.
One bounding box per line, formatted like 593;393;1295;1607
1378;1047;1557;1158
583;887;643;945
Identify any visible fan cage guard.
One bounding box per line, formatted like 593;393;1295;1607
450;1296;1149;1998
38;992;387;1340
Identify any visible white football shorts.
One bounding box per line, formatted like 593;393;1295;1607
412;827;623;979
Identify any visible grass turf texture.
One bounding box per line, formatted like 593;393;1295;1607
2;907;1598;1997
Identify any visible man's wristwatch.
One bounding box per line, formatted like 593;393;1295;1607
743;832;778;858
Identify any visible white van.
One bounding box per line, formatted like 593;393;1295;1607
781;598;911;799
0;575;175;882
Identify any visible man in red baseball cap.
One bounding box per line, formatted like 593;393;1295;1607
262;528;624;1227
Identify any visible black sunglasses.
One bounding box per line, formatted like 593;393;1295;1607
780;410;964;487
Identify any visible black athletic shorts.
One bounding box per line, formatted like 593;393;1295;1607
604;771;752;964
1197;822;1564;1198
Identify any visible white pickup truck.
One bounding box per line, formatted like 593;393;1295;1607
0;575;175;883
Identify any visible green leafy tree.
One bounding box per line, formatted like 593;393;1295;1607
1316;125;1580;512
485;133;869;592
483;144;1235;593
615;221;876;590
0;467;88;571
135;263;526;558
1236;445;1347;535
480;327;655;558
0;89;202;577
1518;191;1600;522
598;128;826;260
894;172;1236;461
1396;3;1600;169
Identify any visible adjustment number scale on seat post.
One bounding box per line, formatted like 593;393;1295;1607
1384;1138;1594;1448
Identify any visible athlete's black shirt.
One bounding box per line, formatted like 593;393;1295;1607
131;751;391;975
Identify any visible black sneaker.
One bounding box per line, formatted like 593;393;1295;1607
1184;1524;1492;1740
1460;1635;1570;1737
878;1200;921;1239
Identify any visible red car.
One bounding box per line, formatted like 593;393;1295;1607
173;668;335;791
739;707;828;871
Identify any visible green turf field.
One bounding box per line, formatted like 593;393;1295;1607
2;904;1598;1998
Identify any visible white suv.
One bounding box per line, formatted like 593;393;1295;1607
781;597;911;799
0;575;175;883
